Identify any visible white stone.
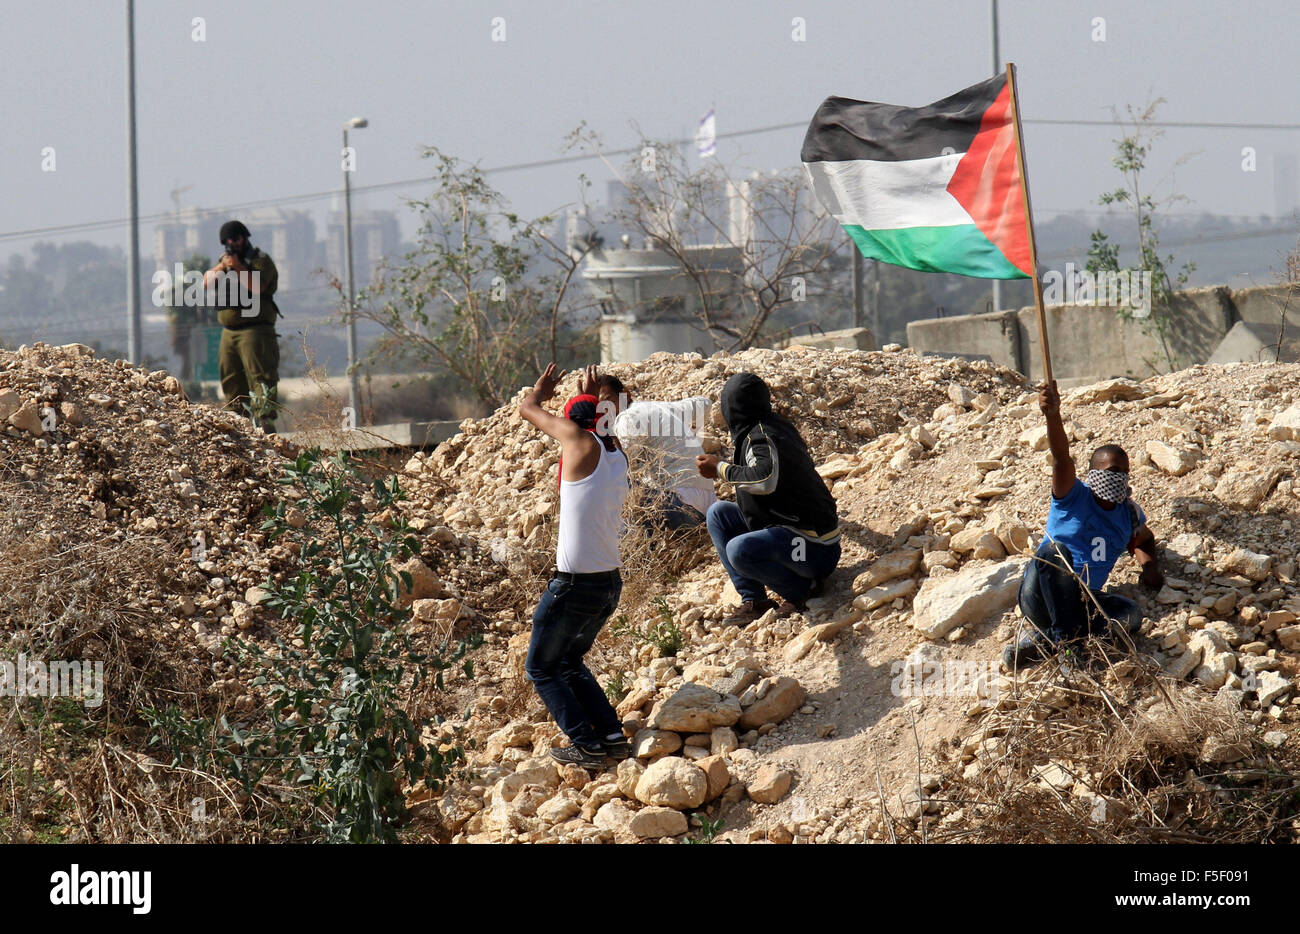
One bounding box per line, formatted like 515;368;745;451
911;558;1029;640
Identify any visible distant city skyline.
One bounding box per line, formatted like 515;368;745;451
5;1;1299;257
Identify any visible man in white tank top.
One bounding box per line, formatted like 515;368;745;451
520;364;631;769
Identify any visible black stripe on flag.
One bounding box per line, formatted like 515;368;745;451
801;74;1006;164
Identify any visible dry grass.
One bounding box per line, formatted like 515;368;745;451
0;476;305;842
898;639;1300;844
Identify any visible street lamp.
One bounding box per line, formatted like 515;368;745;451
342;116;368;424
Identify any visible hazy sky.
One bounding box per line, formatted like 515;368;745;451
3;0;1298;259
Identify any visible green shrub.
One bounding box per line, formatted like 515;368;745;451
144;449;477;843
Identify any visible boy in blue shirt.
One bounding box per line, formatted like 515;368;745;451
1003;380;1164;669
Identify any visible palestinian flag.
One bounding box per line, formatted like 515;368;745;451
801;74;1032;279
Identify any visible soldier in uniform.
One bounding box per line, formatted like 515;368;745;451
203;220;281;432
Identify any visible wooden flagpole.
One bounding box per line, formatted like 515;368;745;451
1005;62;1053;384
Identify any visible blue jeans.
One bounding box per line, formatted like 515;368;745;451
1018;540;1141;643
706;500;841;605
637;492;705;535
526;572;623;749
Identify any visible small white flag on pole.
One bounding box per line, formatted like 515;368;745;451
696;108;716;159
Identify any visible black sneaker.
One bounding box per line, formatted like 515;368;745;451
722;597;777;626
602;734;633;760
1002;633;1051;670
808;577;828;599
549;744;607;769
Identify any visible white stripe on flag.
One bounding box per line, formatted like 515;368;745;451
697;109;716;158
802;154;973;230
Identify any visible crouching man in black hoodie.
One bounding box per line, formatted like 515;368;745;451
695;373;842;625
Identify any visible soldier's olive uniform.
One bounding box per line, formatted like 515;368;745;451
216;248;280;431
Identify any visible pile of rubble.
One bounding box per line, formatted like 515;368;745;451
0;343;301;641
413;350;1300;844
6;337;1297;844
399;345;1026;557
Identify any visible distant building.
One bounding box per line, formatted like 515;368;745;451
242;207;316;292
152;206;316;291
152;207;223;268
325;209;401;290
583;243;745;363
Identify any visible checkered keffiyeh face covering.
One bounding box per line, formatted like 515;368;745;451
1086;468;1130;504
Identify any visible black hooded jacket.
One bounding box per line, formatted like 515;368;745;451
718;373;840;540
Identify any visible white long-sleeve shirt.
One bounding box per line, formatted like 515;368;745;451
613;397;716;515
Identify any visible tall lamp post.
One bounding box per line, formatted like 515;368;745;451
125;0;141;363
342;116;368;423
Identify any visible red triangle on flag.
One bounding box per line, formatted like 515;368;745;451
946;82;1034;278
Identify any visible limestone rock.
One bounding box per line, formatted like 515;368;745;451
1199;733;1249;765
1019;425;1049;451
634;756;707;809
1254;670;1292;707
738;676;805;730
616;758;646;798
497;762;560;802
1066;378;1148;404
912;558;1028;640
1213;466;1282;509
747;763;793;804
852;548;922;592
593;798;634;833
412;597;461;623
852;576;918;612
647;683;741;732
1221;548;1272;582
1146;440;1199;476
990;514;1031;555
629;806;688;838
632;728;682;759
949;528;1006;560
782;612;861;664
394;556;442;604
536;790;581;824
710;726;739;757
0;389;21;421
484;721;534;760
8;401;45;435
696;755;730;801
1266;403;1300;441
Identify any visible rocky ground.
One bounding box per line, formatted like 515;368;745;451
3;340;1297;844
397;347;1300;844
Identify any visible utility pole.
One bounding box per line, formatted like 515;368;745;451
125;0;141;363
342;117;368;423
990;0;1001;315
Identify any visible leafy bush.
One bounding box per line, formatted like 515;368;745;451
145;449;477;842
612;597;685;658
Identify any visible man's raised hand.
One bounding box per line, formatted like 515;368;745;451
534;362;565;404
578;364;599;398
1038;380;1060;418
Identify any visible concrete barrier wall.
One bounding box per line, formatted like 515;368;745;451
1232;284;1296;327
907;283;1295;384
906;310;1021;371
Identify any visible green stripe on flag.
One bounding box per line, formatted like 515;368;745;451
844;224;1029;280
